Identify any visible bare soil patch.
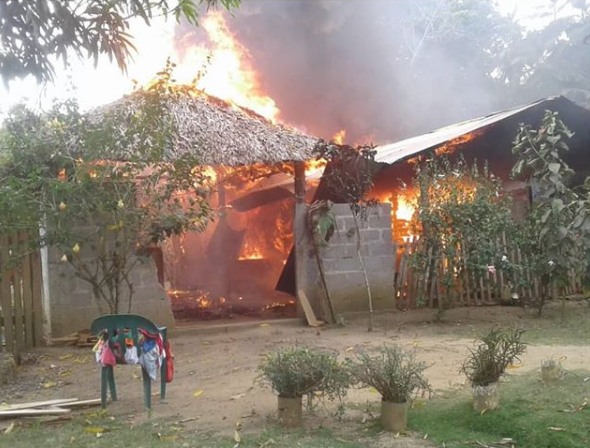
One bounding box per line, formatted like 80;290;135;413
2;301;589;447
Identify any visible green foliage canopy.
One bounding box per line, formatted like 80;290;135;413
0;65;213;313
0;0;240;85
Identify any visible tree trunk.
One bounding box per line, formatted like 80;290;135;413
351;209;373;332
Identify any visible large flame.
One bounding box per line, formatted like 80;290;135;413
377;192;418;243
174;12;279;121
331;129;346;145
395;196;415;221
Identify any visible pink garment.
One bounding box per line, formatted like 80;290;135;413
100;345;116;367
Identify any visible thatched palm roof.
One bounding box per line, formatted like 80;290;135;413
89;89;321;166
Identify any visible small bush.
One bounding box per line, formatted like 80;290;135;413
462;328;526;387
350;345;431;403
257;347;350;401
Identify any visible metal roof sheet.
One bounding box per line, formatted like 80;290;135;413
374;97;564;165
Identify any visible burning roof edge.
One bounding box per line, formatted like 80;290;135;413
374;96;587;166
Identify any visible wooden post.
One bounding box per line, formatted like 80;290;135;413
20;233;34;349
294;161;306;205
217;183;232;301
0;234;14;354
31;246;43;346
13;239;25;354
293;161;307;320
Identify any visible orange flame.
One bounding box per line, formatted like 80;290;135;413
377;192;418;243
395;196;415;221
331;129;346;145
304;158;327;176
174;12;279;121
238;242;264;260
434;130;484;156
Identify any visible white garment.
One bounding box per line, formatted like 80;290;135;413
139;345;161;381
124;346;139;365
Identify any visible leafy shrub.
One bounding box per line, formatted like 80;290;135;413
257;347;350;401
350;345;431;403
462;328;526;387
408;156;515;310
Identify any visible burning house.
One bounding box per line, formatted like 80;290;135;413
286;96;590;317
41;6;590;336
368;96;590;244
45;89;327;336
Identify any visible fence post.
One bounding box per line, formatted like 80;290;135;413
0;234;15;354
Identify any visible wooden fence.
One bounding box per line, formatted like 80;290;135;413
0;233;43;358
393;234;584;310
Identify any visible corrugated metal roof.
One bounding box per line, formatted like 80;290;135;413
374;96;565;165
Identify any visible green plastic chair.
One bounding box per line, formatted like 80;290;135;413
90;314;168;410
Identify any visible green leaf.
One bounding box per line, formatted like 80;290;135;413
548;163;561;174
551;198;565;213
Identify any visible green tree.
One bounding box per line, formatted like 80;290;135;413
0;65;213;314
512;110;590;313
499;1;590;107
0;0;240;85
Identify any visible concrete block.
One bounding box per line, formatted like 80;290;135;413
359;229;381;241
335;257;362;272
368;242;394;256
365;256;394;272
368;214;392;230
380;229;394;240
324;243;357;260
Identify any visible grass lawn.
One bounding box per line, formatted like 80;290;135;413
523;305;590;346
429;301;590;346
410;371;590;448
0;414;363;448
3;374;590;448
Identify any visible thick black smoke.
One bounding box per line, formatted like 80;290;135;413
175;0;521;145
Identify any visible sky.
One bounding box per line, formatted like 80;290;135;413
0;0;573;120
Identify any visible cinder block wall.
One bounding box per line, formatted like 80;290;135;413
317;203;395;314
47;246;175;338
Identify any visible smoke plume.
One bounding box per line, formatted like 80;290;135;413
175;0;518;145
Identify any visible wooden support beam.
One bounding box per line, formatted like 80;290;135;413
294;161;306;204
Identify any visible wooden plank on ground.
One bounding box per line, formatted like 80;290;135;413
0;408;71;418
297;290;323;327
0;399;80;411
60;399;102;408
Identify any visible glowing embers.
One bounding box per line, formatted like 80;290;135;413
237;242;264;260
163;163;298;322
168;288;296;320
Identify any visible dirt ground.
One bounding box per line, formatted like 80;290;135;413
2;301;590;446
